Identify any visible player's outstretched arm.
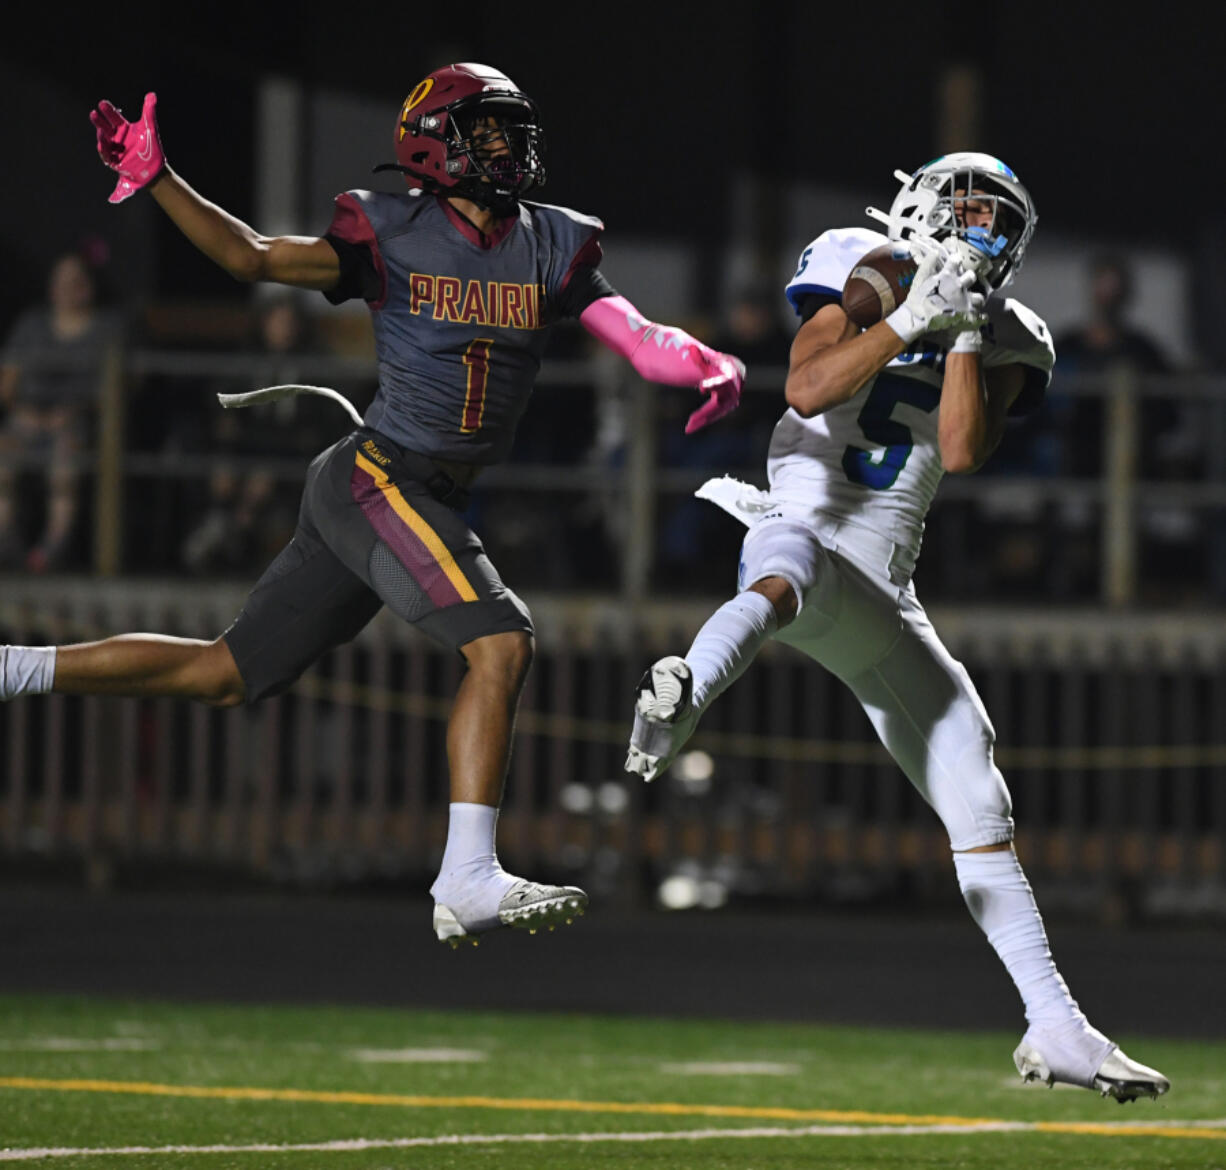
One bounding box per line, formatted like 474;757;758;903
150;172;341;289
91;93;340;291
580;295;745;433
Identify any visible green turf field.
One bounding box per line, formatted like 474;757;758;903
0;995;1221;1168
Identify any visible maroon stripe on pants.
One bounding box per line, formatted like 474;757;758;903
350;462;466;608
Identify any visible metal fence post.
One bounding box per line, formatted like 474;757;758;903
93;344;126;576
1101;363;1138;607
1209;391;1226;600
622;372;656;603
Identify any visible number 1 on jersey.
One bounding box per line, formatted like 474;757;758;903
461;338;494;433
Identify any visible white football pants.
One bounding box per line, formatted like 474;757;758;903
735;501;1014;851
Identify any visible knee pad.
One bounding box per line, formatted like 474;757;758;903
937;734;1015;851
738;520;826;614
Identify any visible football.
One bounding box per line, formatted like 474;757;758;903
841;244;918;328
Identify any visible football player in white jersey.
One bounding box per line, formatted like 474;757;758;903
625;153;1170;1102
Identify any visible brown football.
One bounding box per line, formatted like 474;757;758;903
841;244;919;328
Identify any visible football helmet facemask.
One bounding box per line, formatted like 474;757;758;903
375;62;546;215
866;152;1036;290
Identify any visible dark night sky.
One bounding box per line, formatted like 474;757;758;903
6;6;1221;308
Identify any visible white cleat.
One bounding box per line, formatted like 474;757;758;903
433;904;481;949
433;880;588;948
625;656;698;782
1014;1028;1170;1103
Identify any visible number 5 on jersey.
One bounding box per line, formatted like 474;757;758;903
461;338;494;433
842;372;940;490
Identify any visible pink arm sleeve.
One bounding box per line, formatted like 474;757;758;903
579;294;746;432
580;295;716;386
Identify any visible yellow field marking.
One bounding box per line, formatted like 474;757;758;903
0;1076;1222;1140
1034;1120;1226;1140
0;1077;992;1125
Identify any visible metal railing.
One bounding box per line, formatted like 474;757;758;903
42;346;1221;606
3;345;1225;917
1;582;1224;918
6;343;1224;603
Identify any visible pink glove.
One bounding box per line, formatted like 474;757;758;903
685;351;746;434
580;295;747;433
90;92;166;204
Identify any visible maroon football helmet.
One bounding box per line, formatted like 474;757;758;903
375;63;546;213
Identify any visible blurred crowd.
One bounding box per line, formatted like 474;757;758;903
0;245;125;572
1;242;1222;606
972;254;1213;604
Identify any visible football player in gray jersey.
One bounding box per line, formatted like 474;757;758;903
0;64;745;947
624;155;1170;1102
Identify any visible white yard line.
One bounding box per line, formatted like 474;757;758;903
5;1118;1226;1161
0;1122;1033;1160
0;1040;160;1053
345;1048;488;1063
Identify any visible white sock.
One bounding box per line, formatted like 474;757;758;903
0;646;57;700
429;802;517;930
953;849;1085;1031
688;591;778;711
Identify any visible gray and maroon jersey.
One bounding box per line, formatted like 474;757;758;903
324;191;607;464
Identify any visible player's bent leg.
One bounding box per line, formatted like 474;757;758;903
955;851;1170;1099
955;850;1171;1103
835;595;1169;1100
430;630;586;946
626;579;789;781
952;849;1171;1100
303;432;588;944
626;515;820;783
7;634;246;706
446;630;534;806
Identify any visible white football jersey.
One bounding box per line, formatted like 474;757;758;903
770;225;1055;569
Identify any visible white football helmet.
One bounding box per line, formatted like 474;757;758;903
866;152;1037;289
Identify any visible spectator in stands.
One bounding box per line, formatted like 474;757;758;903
0;245;125;572
655;282;793;592
180;294;346;574
1051;254;1200;599
973;253;1197;601
1057;254;1173;383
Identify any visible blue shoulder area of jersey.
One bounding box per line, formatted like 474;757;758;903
785;281;841;316
785;226;887;317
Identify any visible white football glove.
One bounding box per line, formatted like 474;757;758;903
948;237;997;286
885;251;986;345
